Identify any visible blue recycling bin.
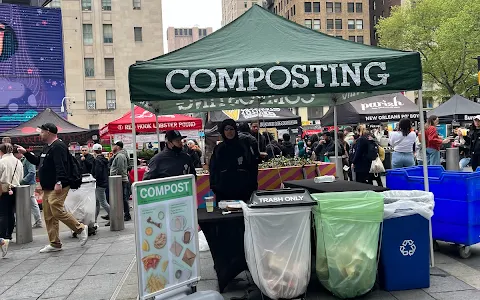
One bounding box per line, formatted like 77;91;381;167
378;214;430;291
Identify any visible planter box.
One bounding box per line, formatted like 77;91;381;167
303;164;318;179
317;162;336;176
258;166;304;190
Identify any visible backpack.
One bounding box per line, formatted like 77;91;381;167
68;153;83;189
366;140;379;161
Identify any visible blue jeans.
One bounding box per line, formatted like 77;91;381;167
459;158;471;171
95;187;110;222
426;148;441;166
392;152;415;169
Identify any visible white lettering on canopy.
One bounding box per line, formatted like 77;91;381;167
165;62;390;94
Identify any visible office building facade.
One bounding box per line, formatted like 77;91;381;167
222;0;264;26
166;26;213;52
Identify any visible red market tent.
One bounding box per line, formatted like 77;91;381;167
100;106;202;138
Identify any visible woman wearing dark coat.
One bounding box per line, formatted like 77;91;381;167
352;132;372;183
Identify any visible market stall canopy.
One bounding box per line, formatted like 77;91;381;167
100;106;203;137
320;93;419;125
426;94;480;122
0;108;98;146
128;5;422;114
209;108;301;128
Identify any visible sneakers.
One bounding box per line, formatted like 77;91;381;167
79;224;88;246
1;239;9;257
105;222;110;227
39;245;62;253
32;221;43;229
124;215;132;222
101;215;109;220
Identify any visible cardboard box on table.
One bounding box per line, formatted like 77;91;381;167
195;162;336;208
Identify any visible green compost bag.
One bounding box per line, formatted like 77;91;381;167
312;191;384;299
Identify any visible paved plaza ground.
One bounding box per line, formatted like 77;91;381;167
1;213;480;300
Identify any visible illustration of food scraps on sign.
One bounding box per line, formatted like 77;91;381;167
169;202;198;273
140;206;170;294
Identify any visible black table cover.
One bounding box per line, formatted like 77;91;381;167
283;179;388;193
198;208;246;293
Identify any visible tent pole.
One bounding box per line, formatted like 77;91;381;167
155;111;160;149
418;89;434;268
131;103;138;182
333;103;343;180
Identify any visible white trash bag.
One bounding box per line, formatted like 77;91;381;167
64;175;96;226
381;190;435;220
242;202;311;300
198;230;210;252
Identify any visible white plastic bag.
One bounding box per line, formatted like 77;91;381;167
370;157;385;174
64;175;96;226
198;230;210;252
242;202;311;300
381;190;434;220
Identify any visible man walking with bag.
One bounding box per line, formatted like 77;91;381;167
16;123;88;253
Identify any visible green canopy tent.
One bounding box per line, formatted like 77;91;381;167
128;4;432;269
127;4;427;187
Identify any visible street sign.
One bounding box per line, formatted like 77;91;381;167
132;175;200;300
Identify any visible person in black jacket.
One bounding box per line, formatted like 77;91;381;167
91;144;110;226
251;122;266;152
314;132;334;162
210;119;258;202
469;116;480;171
352;131;373;183
281;133;295;158
79;146;94;175
143;130;196;180
16;123;88;253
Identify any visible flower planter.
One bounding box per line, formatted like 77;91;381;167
317;162;336;176
303;164;318;179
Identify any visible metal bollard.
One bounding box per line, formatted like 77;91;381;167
329;156;345;181
109;176;124;231
446;147;460;171
15;185;33;244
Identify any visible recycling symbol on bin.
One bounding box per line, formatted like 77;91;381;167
399;240;416;256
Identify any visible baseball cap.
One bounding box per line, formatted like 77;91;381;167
165;130;186;141
474;115;480;120
92;144;102;151
114;141;124;148
38;123;58;134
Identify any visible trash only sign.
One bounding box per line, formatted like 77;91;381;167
132;175;200;300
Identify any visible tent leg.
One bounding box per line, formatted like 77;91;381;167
155;112;161;149
333;104;343;180
418;89;434;268
131;103;138;182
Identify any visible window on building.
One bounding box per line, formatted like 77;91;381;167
293;4;296;15
356;3;363;13
334;2;341;12
134;27;143;42
102;0;111;11
290;7;293;16
84;58;94;77
313;2;320;12
188;29;192;35
304;19;312;29
175;29;179;36
357;35;364;43
183;29;188;35
347;2;354;12
203;29;207;36
307;107;324;120
356;19;363;29
86;90;96;110
348;36;356;42
81;0;91;11
244;2;247;8
82;24;93;45
373;15;377;24
104;58;115;77
133;0;141;10
103;24;113;43
49;0;61;8
335;19;342;29
89;124;99;130
336;35;343;39
304;2;312;13
313;19;321;30
326;2;333;13
348;19;355;29
106;90;116;110
326;19;334;30
373;1;376;10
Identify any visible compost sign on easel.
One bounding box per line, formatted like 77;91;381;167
132;175;200;300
